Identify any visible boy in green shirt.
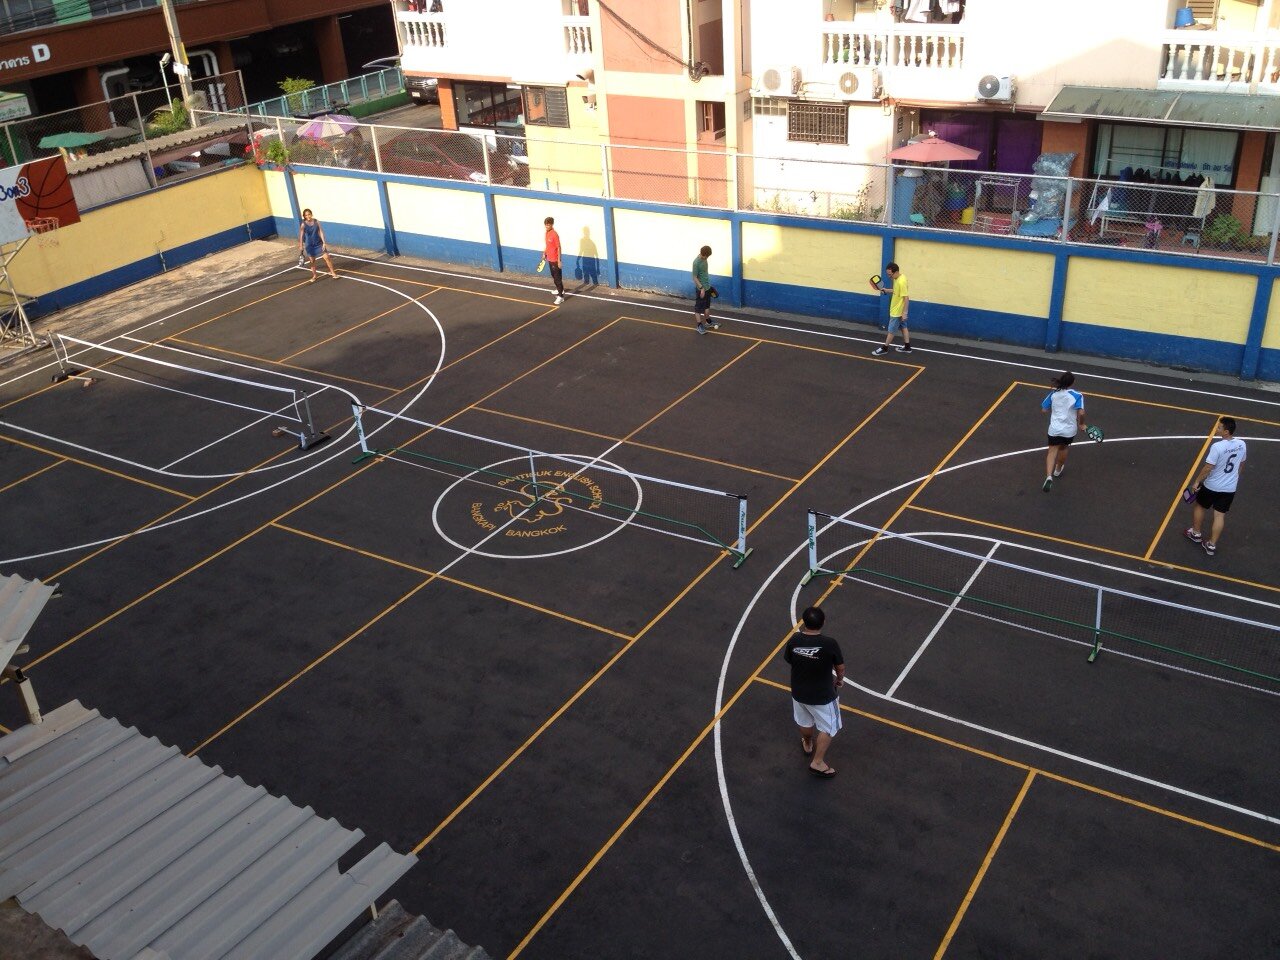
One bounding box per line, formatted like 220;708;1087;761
692;245;719;335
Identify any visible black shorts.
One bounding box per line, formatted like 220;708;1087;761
1195;486;1235;513
694;290;712;313
1047;433;1076;447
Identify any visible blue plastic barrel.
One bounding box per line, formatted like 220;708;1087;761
1174;6;1194;27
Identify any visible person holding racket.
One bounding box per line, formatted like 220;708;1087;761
692;244;719;335
870;262;912;355
1041;370;1089;492
298;209;338;282
542;216;565;305
1184;416;1246;557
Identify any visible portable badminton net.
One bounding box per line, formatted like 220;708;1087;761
351;403;752;566
51;333;331;452
803;511;1280;688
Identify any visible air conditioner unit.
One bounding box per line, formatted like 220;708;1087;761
976;75;1015;102
836;67;882;102
755;65;789;96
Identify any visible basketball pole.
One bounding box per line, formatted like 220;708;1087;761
157;0;200;129
0;236;39;349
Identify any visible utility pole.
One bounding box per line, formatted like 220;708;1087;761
157;0;200;127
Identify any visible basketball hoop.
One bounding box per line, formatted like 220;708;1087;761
25;217;59;248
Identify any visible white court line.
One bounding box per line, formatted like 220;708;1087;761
886;540;999;698
121;335;349;394
161;397;303;471
56;361;304;421
714;449;1280;960
335;252;1280;411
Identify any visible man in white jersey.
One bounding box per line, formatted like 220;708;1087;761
1184;417;1246;558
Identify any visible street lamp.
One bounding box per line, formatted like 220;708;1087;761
159;52;173;110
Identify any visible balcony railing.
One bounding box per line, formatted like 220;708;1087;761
1160;29;1280;92
563;14;592;55
399;10;448;50
820;22;964;70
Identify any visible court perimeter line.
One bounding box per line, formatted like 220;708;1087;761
1014;380;1280;430
934;769;1036;960
887;541;999;698
168;337;399;393
277;287;439;364
909;503;1280;596
1146;422;1219;560
507;370;941;958
343;266;553;307
334;252;1280;413
272;522;632;642
473;405;800;482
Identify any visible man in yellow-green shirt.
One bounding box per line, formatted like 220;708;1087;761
870;262;913;355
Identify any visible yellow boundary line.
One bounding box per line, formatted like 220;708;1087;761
343;266;553;307
1011;380;1280;429
907;503;1280;595
472;405;800;483
0;459;64;496
1146;420;1220;559
167;337;399;393
278;288;439;363
272;522;632;641
0;432;193;501
934;770;1036;959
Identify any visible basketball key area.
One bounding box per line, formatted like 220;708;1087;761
1;249;1277;959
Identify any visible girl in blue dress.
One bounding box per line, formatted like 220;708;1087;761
297;208;338;282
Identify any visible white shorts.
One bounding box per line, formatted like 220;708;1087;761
793;698;842;737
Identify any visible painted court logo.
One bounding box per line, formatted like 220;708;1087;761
470;469;604;539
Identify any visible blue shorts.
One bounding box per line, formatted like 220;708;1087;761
888;315;908;334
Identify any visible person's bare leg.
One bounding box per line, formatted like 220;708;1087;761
1209;509;1226;545
1045;447;1056;479
810;731;834;772
323;252;338;278
1056;446;1069;472
1190;503;1205;536
308;255;317;281
798;723;815;755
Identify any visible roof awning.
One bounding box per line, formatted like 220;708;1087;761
1042;85;1280;132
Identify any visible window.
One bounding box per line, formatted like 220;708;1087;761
787;102;847;145
1093;122;1239;187
698;100;725;140
453;82;522;127
752;97;786;117
524;86;571;128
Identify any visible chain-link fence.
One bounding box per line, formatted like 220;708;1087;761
242;69;404;119
0;71;247;169
739;153;889;224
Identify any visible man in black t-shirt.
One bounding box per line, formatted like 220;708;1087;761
784;606;845;778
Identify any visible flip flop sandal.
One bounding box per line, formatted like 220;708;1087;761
809;765;836;779
801;737;814;756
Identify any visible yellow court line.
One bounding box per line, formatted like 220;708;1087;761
619;314;923;367
754;676;1280;853
436;306;559;375
908;503;1280;596
934;770;1036;960
272;522;632;642
344;267;552;307
1146;420;1220;560
1012;380;1280;429
0;722;9;735
0;458;65;496
164;277;313;341
277;289;438;363
167;337;399;393
187;577;436;756
505;370;935;957
473;405;799;482
0;432;193;501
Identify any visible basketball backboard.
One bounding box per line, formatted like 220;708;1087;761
0;155;81;246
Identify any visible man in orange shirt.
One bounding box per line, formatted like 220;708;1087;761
543;216;565;305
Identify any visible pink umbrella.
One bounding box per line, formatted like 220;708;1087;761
297;114;359;139
888;136;980;163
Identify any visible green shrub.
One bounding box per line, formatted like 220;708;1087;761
279;77;315;114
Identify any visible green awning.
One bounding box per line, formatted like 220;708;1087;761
1042;85;1280;132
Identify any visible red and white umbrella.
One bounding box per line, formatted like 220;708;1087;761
888;136;980;163
297;114;360;139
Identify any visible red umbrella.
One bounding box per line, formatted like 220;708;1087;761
888;136;980;163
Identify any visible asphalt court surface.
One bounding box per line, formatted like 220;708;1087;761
1;248;1277;959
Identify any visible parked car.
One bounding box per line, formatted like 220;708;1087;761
380;130;519;184
404;76;439;105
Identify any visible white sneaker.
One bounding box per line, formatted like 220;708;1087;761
1052;465;1064;478
696;323;707;335
872;346;889;356
553;295;564;305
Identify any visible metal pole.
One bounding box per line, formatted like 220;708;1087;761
1088;586;1104;663
1061;176;1073;243
157;0;199;126
1268;192;1280;266
600;142;609;198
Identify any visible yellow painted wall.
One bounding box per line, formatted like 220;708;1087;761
526;96;605;197
742;223;880;291
1263;277;1280;350
293;173;383;228
386;182;490;243
8;165;271;297
614;209;731;274
494;194;605;254
1064;259;1255;343
264;169;293;220
897;239;1055;319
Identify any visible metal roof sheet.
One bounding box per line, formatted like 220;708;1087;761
1043;85;1280;132
0;702;416;960
0;574;57;673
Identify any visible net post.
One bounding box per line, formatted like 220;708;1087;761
350;402;378;462
528;449;539;498
1087;585;1103;663
731;495;752;568
800;510;819;585
294;389;331;451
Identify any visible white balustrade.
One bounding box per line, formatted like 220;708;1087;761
820;23;964;70
398;12;448;50
563;16;593;55
1160;30;1280;91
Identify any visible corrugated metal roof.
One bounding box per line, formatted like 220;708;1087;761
0;574;57;674
0;701;416;960
1043;85;1280;132
67;119;252;175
